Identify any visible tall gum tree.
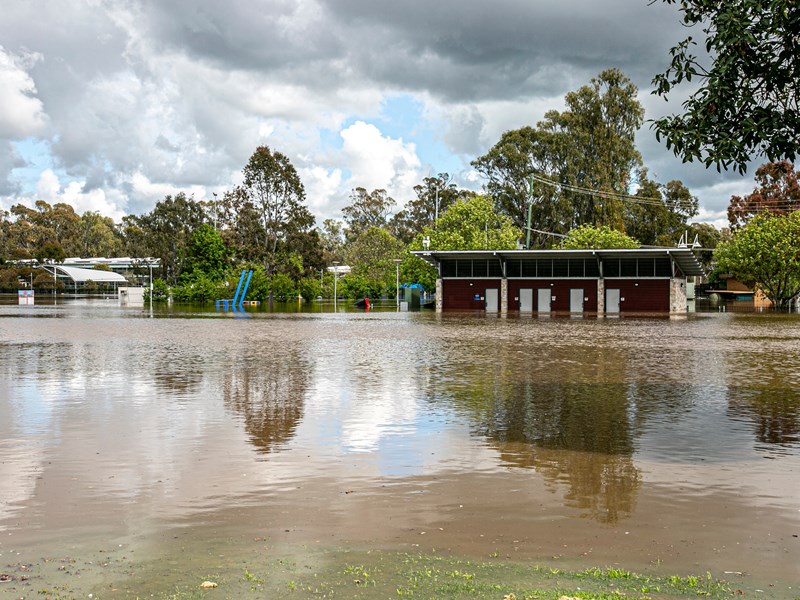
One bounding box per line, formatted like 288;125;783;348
241;146;311;275
473;69;644;242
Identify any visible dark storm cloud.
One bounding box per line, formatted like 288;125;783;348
318;0;685;100
0;0;748;221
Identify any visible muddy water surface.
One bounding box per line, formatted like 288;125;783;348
1;301;799;596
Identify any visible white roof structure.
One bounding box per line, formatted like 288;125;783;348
44;265;127;283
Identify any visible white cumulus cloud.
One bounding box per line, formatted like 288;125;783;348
340;121;422;206
0;46;48;139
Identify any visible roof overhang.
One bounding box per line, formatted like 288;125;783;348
411;248;704;277
41;265;128;283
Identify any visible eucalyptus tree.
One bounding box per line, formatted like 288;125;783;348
389;174;474;243
473;69;644;240
241;145;314;275
623;169;699;246
341;187;396;242
121;192;206;283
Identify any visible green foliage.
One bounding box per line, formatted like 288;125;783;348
148;278;170;301
269;273;297;301
389;174;474;243
297;276;321;300
182;224;228;282
0;201;122;262
171;274;227;303
122;192;206;284
652;1;800;172
400;238;437;292
715;211;800;308
0;267;22;291
560;225;640;249
342;188;396;242
318;218;346;265
338;272;388;299
345;226;405;297
425;195;522;251
624;169;699;245
728;161;800;228
240;145;312;275
473;69;644;241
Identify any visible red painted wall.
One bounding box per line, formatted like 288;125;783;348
442;279;502;310
441;278;671;312
507;280;598;312
606;279;670;312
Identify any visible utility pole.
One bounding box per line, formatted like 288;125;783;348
212;192;218;230
526;174;534;249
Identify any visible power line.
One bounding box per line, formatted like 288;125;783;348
529;173;697;210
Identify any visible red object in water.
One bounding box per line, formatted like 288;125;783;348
365;297;370;310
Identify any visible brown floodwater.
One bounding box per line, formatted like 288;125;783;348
1;299;799;596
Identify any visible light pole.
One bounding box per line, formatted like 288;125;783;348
332;261;339;312
393;258;402;310
433;173;451;227
212;192;218;230
148;261;154;317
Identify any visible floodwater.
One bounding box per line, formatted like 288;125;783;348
1;299;799;597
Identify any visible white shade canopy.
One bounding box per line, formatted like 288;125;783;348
46;265;127;283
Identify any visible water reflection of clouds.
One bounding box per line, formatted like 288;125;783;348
0;380;55;528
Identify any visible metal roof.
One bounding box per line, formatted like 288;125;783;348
411;248;704;276
44;265;128;283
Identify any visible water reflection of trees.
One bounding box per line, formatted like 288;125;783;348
223;352;309;454
444;345;642;524
727;387;800;449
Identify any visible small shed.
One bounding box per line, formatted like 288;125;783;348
399;283;424;310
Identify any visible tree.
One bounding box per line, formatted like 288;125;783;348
728;161;800;228
423;195;522;251
473;69;644;242
318;218;346;265
560;225;640;250
182;224;228;282
344;226;405;297
341;188;396;241
121;192;206;283
241;146;311;275
652;0;800;173
389;174;473;243
77;211;122;257
401;196;522;292
624;169;699;245
714;211;800;309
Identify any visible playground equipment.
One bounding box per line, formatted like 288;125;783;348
215;269;257;311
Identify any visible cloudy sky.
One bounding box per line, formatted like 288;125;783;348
0;0;758;229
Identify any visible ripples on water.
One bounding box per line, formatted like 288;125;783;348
0;302;799;572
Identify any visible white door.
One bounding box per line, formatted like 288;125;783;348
519;288;533;312
606;288;620;314
537;288;551;313
485;288;499;312
570;288;584;313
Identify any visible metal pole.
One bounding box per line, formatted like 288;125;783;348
526;174;534;249
212;192;218;230
149;262;154;318
394;259;401;310
332;262;339;312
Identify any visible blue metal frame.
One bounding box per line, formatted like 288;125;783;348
216;269;253;312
